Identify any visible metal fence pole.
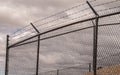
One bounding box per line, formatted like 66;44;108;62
87;1;99;75
89;63;91;72
30;23;40;75
36;35;40;75
5;35;9;75
57;69;59;75
93;18;99;75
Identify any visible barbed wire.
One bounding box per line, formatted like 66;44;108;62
10;12;93;39
31;13;93;33
97;6;120;13
92;0;119;7
10;0;119;38
35;0;120;31
10;9;92;38
24;8;90;31
33;0;119;24
9;5;120;39
9;0;97;36
17;5;120;37
10;2;89;36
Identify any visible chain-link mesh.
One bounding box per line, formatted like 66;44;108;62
6;0;120;75
38;64;90;75
96;14;120;75
38;22;93;74
8;39;38;75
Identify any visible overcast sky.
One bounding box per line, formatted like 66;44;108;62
0;0;91;75
0;0;120;75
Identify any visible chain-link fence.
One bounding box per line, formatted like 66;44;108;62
5;0;120;75
39;64;90;75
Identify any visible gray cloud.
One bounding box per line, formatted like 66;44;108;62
0;0;86;28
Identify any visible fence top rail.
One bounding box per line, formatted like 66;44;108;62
11;22;120;48
8;11;120;48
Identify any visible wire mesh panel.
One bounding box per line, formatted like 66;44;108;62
8;39;38;75
97;14;120;75
5;0;120;75
38;22;93;74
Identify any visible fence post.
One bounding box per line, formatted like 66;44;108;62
86;1;99;75
92;19;99;75
30;23;40;75
5;35;9;75
57;69;59;75
89;63;91;72
93;17;99;75
36;35;40;75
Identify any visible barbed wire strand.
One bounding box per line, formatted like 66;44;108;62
16;5;120;37
10;0;119;37
10;12;93;38
10;0;118;36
